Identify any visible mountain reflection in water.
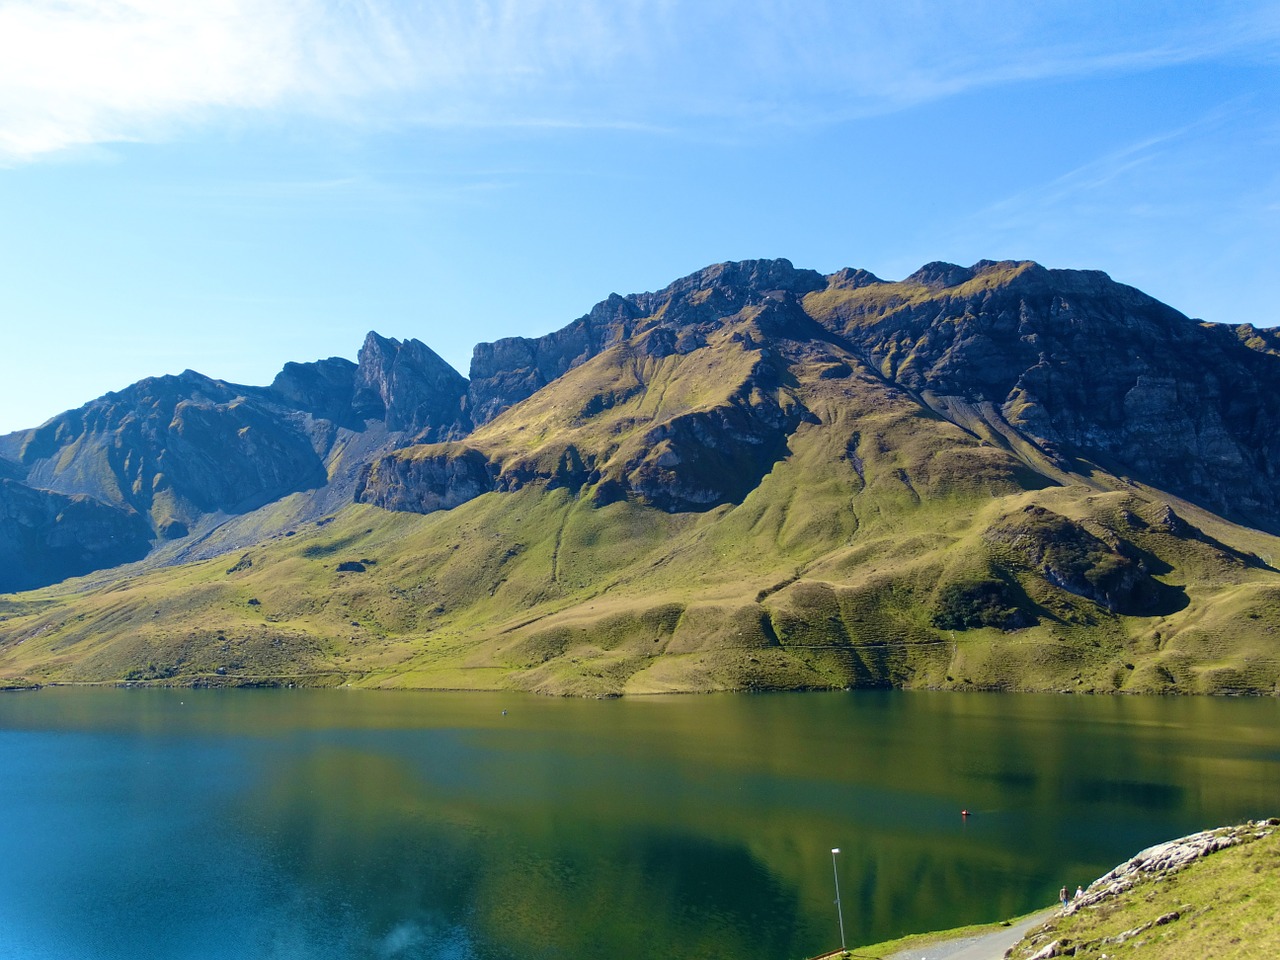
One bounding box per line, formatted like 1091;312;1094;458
0;688;1276;960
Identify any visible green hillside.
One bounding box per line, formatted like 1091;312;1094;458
3;259;1280;695
3;318;1277;695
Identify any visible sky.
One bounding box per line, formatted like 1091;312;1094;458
0;1;1277;435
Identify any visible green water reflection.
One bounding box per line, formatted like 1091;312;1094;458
0;688;1276;959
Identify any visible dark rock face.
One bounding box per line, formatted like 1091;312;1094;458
5;257;1280;594
352;333;469;440
268;356;358;424
163;394;331;514
356;446;495;514
10;371;328;528
905;260;977;288
617;394;802;511
606;329;812;512
815;260;1280;529
0;479;151;592
268;336;470;440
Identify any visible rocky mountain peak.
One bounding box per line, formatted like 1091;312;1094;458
353;332;469;440
686;257;827;294
11;369;242;467
901;259;1054;292
904;260;978;288
467;259;829;425
268;356;358;424
631;258;827;321
827;267;884;290
807;259;1280;527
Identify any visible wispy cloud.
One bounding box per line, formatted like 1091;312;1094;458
905;95;1280;323
952;101;1255;243
2;0;1279;161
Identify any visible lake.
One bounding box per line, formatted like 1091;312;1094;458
1;688;1277;960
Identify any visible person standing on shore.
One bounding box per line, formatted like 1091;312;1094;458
1060;886;1069;908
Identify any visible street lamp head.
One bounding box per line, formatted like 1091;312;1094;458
831;847;840;854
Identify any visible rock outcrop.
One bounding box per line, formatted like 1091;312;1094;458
4;256;1280;597
806;259;1280;529
0;479;151;591
268;356;359;425
1013;820;1280;959
466;259;826;424
984;505;1169;615
0;336;471;588
355;444;495;514
351;333;469;440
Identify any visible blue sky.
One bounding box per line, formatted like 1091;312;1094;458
1;1;1277;435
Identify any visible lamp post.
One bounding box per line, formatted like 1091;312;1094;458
831;847;847;954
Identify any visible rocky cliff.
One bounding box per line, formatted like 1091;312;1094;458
805;260;1280;527
2;257;1280;698
0;335;470;591
359;259;1280;536
0;479;151;591
350;332;469;439
465;259;828;424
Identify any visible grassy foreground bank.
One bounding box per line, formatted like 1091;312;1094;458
844;820;1278;960
838;914;1042;958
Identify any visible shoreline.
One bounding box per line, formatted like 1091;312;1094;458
7;673;1280;698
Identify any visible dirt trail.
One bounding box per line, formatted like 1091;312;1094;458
881;909;1056;960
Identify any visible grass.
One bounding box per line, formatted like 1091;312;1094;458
2;289;1280;695
4;464;1278;697
837;822;1280;960
1010;824;1280;960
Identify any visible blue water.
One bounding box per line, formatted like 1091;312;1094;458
0;688;1276;959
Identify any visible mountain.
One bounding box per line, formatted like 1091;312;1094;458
2;259;1279;696
0;333;466;586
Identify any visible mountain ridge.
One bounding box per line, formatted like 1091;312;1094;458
2;257;1279;696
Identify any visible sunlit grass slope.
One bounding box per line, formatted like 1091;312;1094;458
1008;823;1280;960
3;303;1278;695
848;823;1280;960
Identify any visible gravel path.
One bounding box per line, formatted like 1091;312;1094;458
881;909;1057;960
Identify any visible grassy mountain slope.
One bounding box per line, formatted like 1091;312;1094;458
3;313;1278;695
2;258;1279;695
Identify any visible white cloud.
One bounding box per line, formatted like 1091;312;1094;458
0;0;414;159
1;0;1278;161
